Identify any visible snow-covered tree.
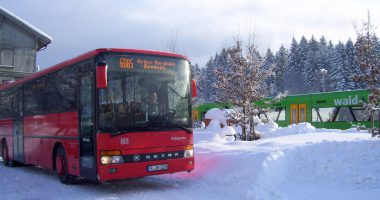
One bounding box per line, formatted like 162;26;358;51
214;39;273;140
284;37;305;94
204;56;219;102
274;45;288;93
303;36;319;91
262;49;276;95
353;12;380;129
316;36;334;92
345;39;357;89
330;42;346;91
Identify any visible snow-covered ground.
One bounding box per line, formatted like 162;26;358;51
1;122;380;200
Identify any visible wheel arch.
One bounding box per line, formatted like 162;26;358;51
52;142;65;170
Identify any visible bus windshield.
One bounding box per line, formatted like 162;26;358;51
98;54;192;133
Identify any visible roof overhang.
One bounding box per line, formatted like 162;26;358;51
0;6;52;51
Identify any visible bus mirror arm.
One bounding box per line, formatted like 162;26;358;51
96;61;108;88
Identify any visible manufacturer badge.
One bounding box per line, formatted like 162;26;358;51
133;154;140;162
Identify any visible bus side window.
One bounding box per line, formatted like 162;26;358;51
57;68;78;111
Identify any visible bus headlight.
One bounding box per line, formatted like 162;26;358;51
100;151;124;165
184;145;194;158
184;149;194;158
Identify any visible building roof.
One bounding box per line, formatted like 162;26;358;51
0;6;52;51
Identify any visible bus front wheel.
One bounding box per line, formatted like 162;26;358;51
1;140;15;167
55;146;75;184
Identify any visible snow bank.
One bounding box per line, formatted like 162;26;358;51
258;122;351;138
258;122;315;138
253;139;380;200
255;120;279;133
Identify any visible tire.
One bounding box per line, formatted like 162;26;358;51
1;141;15;167
55;146;75;184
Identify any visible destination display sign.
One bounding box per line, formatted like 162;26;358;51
119;56;177;71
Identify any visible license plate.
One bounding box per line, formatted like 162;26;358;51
147;164;168;172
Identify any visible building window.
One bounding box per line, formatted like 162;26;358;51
260;108;286;122
1;49;13;66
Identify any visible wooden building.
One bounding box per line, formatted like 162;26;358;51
0;6;52;84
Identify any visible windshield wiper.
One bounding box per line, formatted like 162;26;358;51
110;126;162;137
168;85;188;99
110;128;138;137
163;121;192;133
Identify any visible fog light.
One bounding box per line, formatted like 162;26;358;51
111;155;124;164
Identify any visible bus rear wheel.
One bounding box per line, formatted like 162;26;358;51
1;140;15;167
55;146;75;184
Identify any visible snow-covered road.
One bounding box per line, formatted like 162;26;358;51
1;123;380;200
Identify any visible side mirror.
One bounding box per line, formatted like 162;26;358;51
96;61;108;89
191;79;197;98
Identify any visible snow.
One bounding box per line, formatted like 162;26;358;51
1;122;380;199
204;108;233;126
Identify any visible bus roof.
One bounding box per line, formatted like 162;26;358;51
0;48;189;90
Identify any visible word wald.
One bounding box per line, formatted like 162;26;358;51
334;95;359;106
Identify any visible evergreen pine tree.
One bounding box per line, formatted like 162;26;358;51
285;37;305;94
298;36;309;93
330;42;346;91
303;36;319;92
262;49;276;95
315;36;333;92
274;45;288;93
345;39;356;89
204;57;216;102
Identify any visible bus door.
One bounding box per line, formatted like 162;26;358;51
290;104;307;124
79;70;97;181
13;88;24;162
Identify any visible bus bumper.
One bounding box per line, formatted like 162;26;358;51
97;157;194;182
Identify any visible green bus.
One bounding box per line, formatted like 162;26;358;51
193;90;379;130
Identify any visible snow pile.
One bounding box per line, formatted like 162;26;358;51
258;122;317;138
206;119;222;131
195;123;236;143
204;108;234;126
198;108;236;142
256;119;279;133
253;139;380;200
194;129;224;143
285;122;316;133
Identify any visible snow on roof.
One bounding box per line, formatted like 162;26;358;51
0;6;52;49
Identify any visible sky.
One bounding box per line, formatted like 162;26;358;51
0;0;379;69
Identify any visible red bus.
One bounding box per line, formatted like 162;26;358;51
0;48;195;183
